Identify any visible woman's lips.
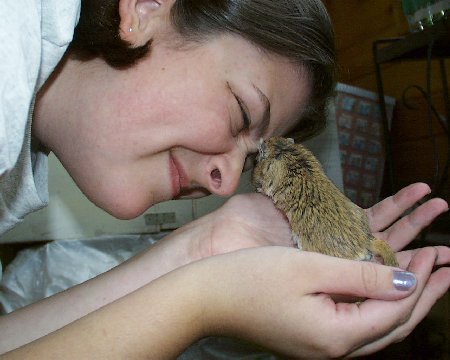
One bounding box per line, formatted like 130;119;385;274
169;153;189;198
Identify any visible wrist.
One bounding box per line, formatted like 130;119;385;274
163;212;216;264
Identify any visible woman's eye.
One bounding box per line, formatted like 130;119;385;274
235;95;251;131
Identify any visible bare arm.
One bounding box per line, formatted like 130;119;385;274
0;189;294;354
1;259;206;359
0;219;208;354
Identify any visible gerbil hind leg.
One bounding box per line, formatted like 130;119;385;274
358;249;374;262
371;238;398;267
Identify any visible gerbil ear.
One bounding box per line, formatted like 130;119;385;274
118;0;174;47
286;138;295;144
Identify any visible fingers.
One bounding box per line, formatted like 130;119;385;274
344;248;445;357
306;254;416;301
401;266;450;330
305;247;448;358
397;245;450;269
380;198;449;251
349;266;450;357
366;183;432;232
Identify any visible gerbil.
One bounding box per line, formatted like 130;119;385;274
252;136;398;266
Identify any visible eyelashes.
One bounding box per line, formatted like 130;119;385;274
234;94;251;131
226;81;251;134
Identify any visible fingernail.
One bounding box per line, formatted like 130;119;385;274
393;270;417;291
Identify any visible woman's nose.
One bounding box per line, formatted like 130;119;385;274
204;147;247;197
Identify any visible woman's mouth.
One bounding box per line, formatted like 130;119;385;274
169;152;189;198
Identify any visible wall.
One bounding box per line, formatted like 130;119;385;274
325;0;449;201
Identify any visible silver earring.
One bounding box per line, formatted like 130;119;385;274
129;27;133;32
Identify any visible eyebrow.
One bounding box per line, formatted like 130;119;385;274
252;83;271;138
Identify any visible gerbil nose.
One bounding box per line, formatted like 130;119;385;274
205;147;247;197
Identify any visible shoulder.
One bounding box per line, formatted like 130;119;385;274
0;0;42;174
39;0;81;87
0;0;80;174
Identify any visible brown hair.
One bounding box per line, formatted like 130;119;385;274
70;0;336;141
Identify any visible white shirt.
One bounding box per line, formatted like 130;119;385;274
0;0;80;235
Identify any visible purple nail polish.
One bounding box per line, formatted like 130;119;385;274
393;270;417;291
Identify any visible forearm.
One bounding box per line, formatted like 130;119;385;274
1;264;205;359
0;217;210;354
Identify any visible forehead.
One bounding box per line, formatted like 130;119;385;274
264;55;311;137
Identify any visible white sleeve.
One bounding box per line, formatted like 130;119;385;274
0;0;41;176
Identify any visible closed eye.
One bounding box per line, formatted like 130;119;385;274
234;94;251;131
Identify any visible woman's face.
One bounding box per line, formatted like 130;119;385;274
47;35;311;219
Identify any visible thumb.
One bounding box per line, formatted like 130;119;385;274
306;253;417;301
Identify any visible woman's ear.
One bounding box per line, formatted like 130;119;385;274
118;0;174;47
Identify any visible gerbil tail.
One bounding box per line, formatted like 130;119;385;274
371;239;399;267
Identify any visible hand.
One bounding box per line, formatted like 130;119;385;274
194;245;450;359
366;182;448;254
197;193;294;257
190;182;449;358
347;182;450;356
199;182;447;259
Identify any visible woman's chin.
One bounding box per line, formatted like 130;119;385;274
92;193;160;220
